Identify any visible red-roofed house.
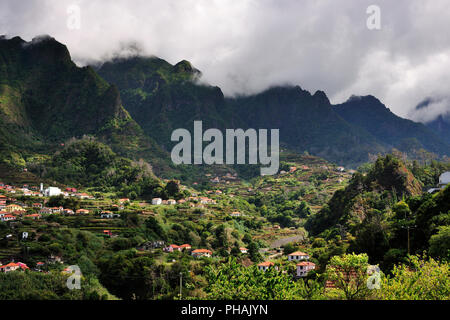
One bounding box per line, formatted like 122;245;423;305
240;247;248;254
257;261;275;272
288;251;310;261
296;261;316;277
164;244;181;252
0;262;29;273
25;214;41;220
1;214;16;222
180;244;192;250
191;249;212;258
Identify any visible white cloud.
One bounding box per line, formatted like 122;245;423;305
1;0;450;121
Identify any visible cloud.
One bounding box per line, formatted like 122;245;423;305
1;0;450;121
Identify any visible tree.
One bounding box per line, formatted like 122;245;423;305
429;226;450;260
326;253;374;300
377;255;449;300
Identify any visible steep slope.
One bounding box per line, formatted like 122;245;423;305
426;115;450;145
305;155;423;236
97;56;231;150
228;86;385;167
98;57;386;167
335;95;450;156
0;35;171;175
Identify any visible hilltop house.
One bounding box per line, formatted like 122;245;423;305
152;198;162;205
0;262;29;273
44;187;62;197
428;171;450;193
288;251;310;261
257;261;275;272
164;244;182;252
180;244;192;250
167;199;177;205
191;249;212;258
1;214;16;222
439;172;450;189
63;209;74;215
296;261;316;277
25;214;41;220
240;247;248;254
5;204;25;213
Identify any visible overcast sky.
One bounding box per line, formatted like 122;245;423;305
1;0;450;122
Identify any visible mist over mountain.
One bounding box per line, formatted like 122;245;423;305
335;95;450;156
411;97;450;145
1;35;449;178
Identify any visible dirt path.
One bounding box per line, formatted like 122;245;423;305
269;235;304;248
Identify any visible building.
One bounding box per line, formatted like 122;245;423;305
167;199;177;205
180;244;192;250
439;172;450;189
0;262;29;273
44;187;62;197
152;198;162;205
240;247;248;254
0;195;6;209
164;244;182;252
230;211;241;217
32;203;43;209
1;214;16;222
5;204;25;213
191;249;212;258
257;261;275;272
288;251;310;261
119;198;130;204
76;209;90;214
63;209;74;215
25;214;41;220
296;261;316;277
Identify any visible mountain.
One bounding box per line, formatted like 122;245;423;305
97;56;231;150
1;35;449;183
305;154;423;236
98;57;387;167
334;95;450;156
0;35;171;175
227;87;385;167
426;115;450;145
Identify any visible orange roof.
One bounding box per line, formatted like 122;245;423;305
297;261;315;266
240;247;248;250
288;251;308;256
192;249;212;253
180;244;191;248
258;261;275;267
170;244;180;248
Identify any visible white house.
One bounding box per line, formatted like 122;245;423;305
439;172;450;189
44;187;62;197
296;261;316;277
288;251;310;261
191;249;212;258
152;198;162;205
257;261;275;272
